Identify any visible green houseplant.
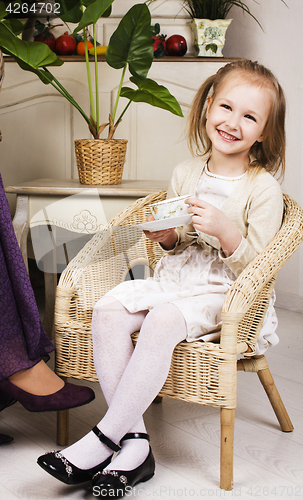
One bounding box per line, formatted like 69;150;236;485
0;1;183;184
182;0;259;56
181;0;261;24
182;0;288;56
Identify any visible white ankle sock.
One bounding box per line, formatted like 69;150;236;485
62;428;113;470
104;436;150;472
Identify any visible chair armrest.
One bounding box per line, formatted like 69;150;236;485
220;194;303;353
223;194;303;315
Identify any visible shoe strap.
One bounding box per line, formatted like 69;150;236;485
92;426;121;452
121;432;150;443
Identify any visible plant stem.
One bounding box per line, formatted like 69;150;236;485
93;23;99;132
83;28;95;123
111;63;127;124
44;69;92;126
114;91;138;126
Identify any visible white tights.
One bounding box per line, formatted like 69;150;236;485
62;297;187;471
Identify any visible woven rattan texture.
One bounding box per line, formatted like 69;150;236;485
223;195;303;354
55;193;303;407
75;139;127;185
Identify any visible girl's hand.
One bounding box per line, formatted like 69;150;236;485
143;214;178;250
185;198;242;257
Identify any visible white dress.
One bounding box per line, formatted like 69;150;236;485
107;165;279;353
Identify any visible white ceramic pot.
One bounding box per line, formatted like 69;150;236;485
190;18;232;57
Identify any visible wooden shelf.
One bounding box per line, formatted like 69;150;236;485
3;55;240;63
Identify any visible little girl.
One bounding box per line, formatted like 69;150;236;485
38;59;285;496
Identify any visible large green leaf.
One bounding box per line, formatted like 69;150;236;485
0;2;7;19
82;0;98;6
14;60;55;84
120;77;183;117
0;24;63;84
81;0;111;15
73;0;114;33
2;18;24;35
99;6;112;18
106;3;153;80
55;0;83;23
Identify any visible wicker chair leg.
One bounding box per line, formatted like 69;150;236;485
57;409;69;446
257;365;294;432
220;407;235;491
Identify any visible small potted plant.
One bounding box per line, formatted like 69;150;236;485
182;0;288;57
0;0;183;184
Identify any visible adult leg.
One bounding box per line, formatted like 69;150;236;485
0;175;93;408
8;361;64;395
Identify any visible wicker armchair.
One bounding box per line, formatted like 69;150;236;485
54;191;303;490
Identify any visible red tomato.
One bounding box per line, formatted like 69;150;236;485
34;32;56;52
55;32;77;56
166;35;187;56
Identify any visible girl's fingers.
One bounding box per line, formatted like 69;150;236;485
191;215;202;226
188;205;204;217
185;198;208;209
143;227;175;241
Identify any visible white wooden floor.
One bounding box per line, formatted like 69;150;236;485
0;307;302;500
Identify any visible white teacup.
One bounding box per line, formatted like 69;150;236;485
149;194;194;220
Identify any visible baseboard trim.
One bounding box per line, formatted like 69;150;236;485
275;291;303;314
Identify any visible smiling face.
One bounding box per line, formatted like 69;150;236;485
205;73;273;166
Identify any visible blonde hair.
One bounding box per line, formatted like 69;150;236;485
187;59;286;179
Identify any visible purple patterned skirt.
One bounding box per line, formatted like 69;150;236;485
0;174;54;380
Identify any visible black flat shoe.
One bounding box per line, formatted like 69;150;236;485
37;426;120;485
91;433;155;497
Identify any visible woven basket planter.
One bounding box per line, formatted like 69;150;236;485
75;139;128;185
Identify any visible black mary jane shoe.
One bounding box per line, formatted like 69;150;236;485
91;433;155;498
37;426;121;485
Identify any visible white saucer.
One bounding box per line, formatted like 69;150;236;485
135;214;192;231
